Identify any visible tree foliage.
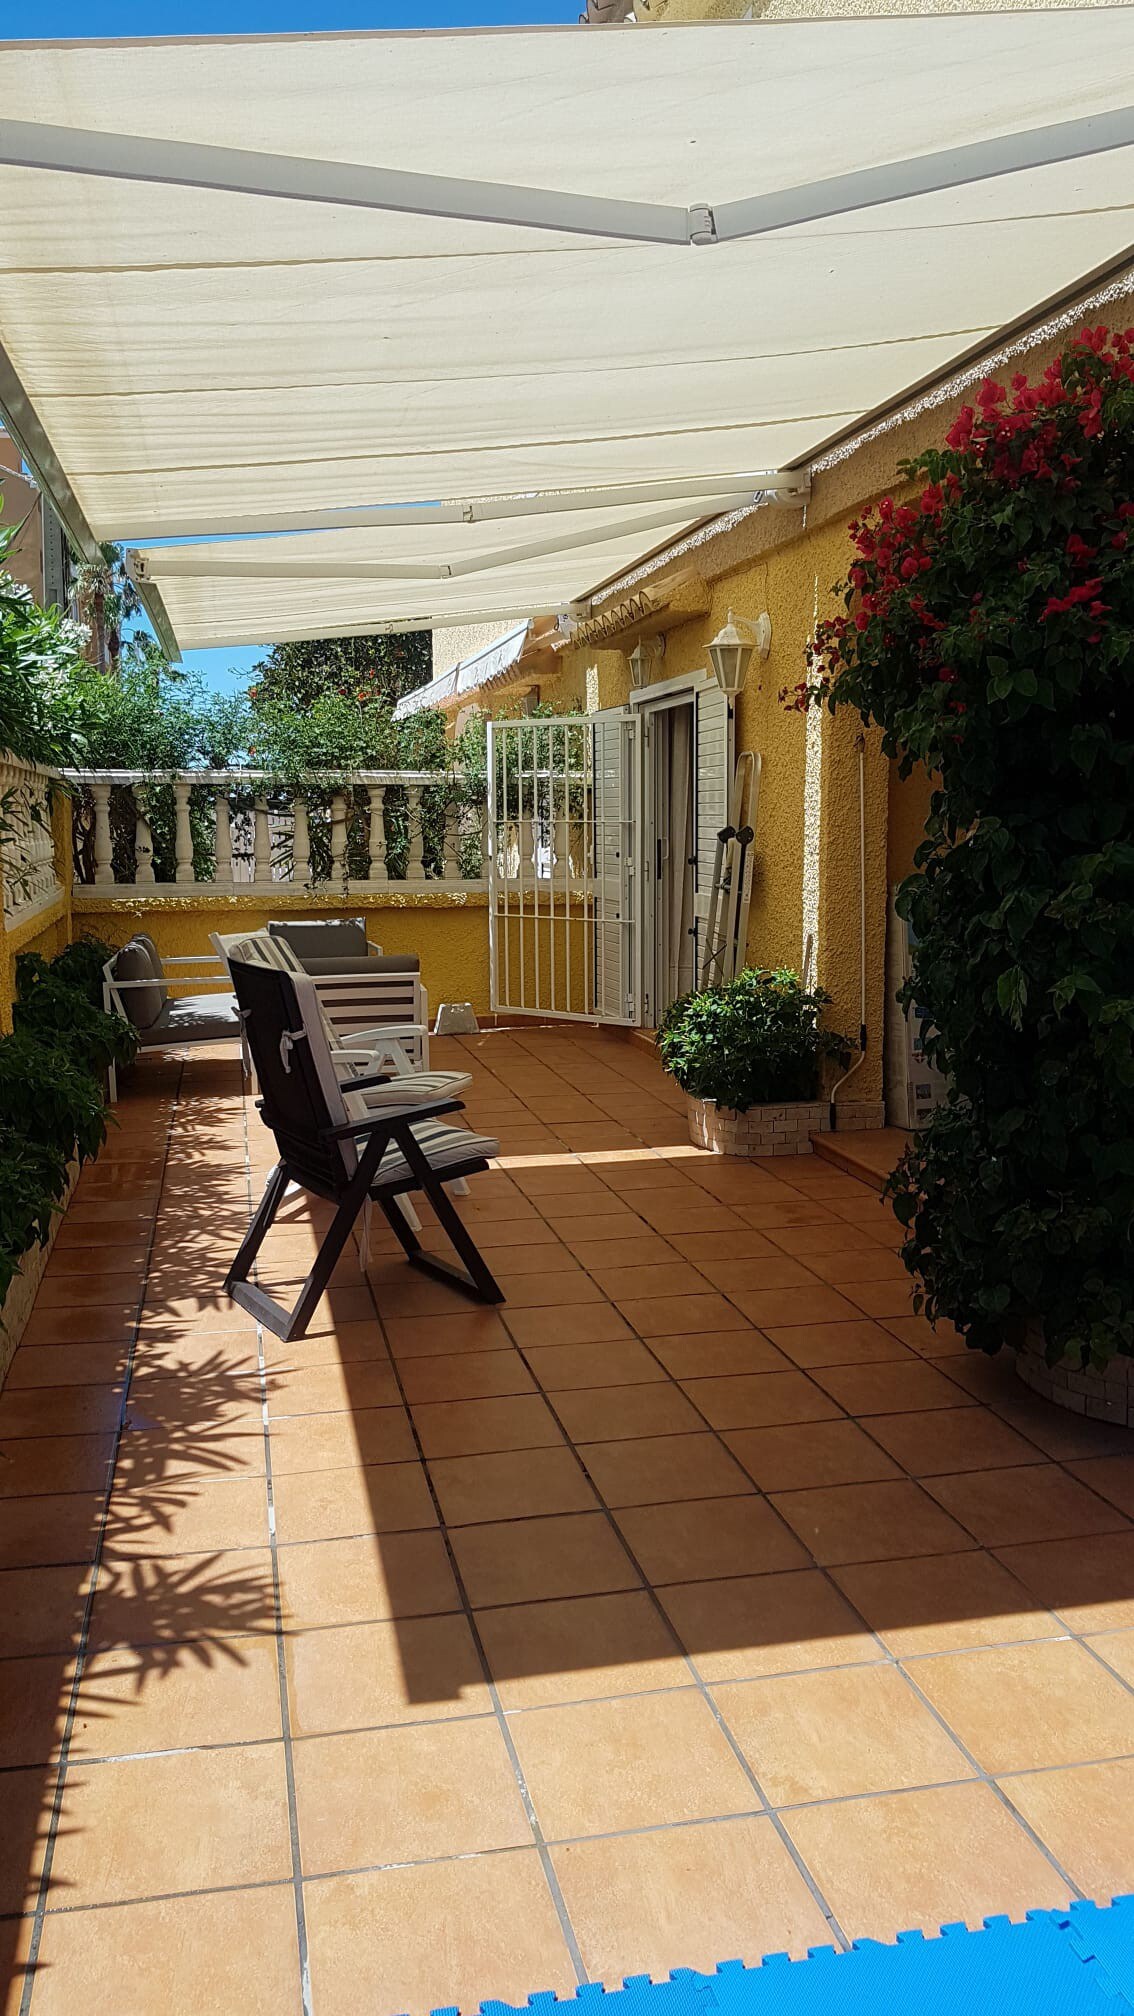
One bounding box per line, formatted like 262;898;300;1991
798;327;1134;1365
249;632;431;713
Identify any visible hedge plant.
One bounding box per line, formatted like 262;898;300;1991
658;968;849;1110
793;326;1134;1365
0;938;135;1308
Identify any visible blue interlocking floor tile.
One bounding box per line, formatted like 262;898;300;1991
435;1898;1134;2016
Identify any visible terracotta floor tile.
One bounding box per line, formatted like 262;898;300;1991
806;1247;908;1285
451;1509;639;1607
429;1445;597;1524
397;1349;535;1404
553;1383;705;1443
292;1715;530;1873
268;1405;416;1474
277;1530;459;1628
729;1287;864;1329
590;1261;710;1301
719;1661;972;1805
0;1561;91;1657
551;1814;831;1982
681;1370;843;1432
765;1319;913;1369
613;1291;753;1338
70;1634;282;1757
810;1360;975;1416
736;1200;835;1230
86;1546;277;1651
866;1407;1043;1477
693;1257;822;1296
0;1432;116;1499
411;1394;564;1458
665;1230;780;1264
5;1343;133;1389
28;1886;302;2016
0;1490;104;1569
0;1764;50;1913
925;1463;1129;1547
882;1314;967;1356
634;1196;748;1235
265;1360;399;1417
47;1743;292;1905
103;1474;270;1558
22;1307;138;1347
1000;1757;1134;1900
503;1304;635;1349
763;1221;868;1256
782;1781;1071;1941
382;1310;514;1358
1066;1455;1134;1519
523;1338;667;1390
539;1203;647;1236
659;1568;880;1683
770;1479;976;1566
0;1653;72;1766
261;1320;387;1368
1089;1629;1134;1685
724;1421;900;1492
486;1270;607;1311
614;1495;808;1585
564;1234;676;1271
510;1689;755;1838
832;1550;1061;1656
303;1852;575;2016
841;1279;919;1320
272;1460;437;1545
911;1638;1134;1772
478;1589;685;1708
286;1613;491;1734
648;1330;791;1380
581;1433;755;1510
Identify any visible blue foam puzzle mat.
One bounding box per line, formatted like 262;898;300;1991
423;1897;1134;2016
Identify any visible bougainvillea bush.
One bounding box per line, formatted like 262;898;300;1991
792;327;1134;1364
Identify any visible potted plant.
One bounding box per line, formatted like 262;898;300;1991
794;325;1134;1419
657;968;850;1157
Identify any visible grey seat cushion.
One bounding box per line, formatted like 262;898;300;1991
133;932;169;1007
268;919;369;961
301;953;419;977
113;941;164;1029
136;991;241;1047
370;1119;499;1190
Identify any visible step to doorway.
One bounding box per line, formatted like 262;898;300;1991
812;1125;910;1191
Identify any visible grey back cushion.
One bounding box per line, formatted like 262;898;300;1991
133;931;169;1006
268;919;369;962
301;953;419;977
114;941;164;1028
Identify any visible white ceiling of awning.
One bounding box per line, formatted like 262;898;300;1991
0;13;1132;649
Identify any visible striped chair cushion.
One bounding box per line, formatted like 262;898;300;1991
340;1068;473;1112
371;1119;499;1190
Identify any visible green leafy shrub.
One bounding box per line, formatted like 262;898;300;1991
0;941;136;1307
658;969;850;1111
799;326;1134;1365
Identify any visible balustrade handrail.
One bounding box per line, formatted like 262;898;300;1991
62;766;470;788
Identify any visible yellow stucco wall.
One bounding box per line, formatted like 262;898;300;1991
72;888;492;1016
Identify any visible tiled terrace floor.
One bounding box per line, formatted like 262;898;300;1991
3;1027;1134;2016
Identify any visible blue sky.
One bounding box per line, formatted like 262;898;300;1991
22;1;579;689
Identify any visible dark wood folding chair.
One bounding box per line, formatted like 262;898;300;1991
224;955;502;1341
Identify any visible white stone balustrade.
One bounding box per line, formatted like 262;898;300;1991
0;756;63;924
64;769;486;895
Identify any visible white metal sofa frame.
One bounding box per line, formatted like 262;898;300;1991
265;922;434;1068
225;955;502;1340
102;942;244;1101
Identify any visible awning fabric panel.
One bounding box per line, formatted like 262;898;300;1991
0;12;1132;647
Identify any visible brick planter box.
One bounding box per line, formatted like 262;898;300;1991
687;1094;830;1158
1015;1319;1134;1427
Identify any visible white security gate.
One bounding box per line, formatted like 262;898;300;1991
488;711;641;1023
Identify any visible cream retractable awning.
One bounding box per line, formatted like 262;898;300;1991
0;13;1132;650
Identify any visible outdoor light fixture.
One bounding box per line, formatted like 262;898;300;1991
708;609;771;696
628;635;665;688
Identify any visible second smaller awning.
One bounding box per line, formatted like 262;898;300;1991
394;621;531;720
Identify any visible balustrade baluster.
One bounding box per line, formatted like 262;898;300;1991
292;796;311;887
253;796;272;884
366;785;387;885
405;785;426;883
330;792;348;888
174;780;195;884
213;790;233;884
90;780;114;886
442;800;461;881
134;788;156;885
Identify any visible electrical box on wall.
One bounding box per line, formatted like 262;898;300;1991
885;884;949;1130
